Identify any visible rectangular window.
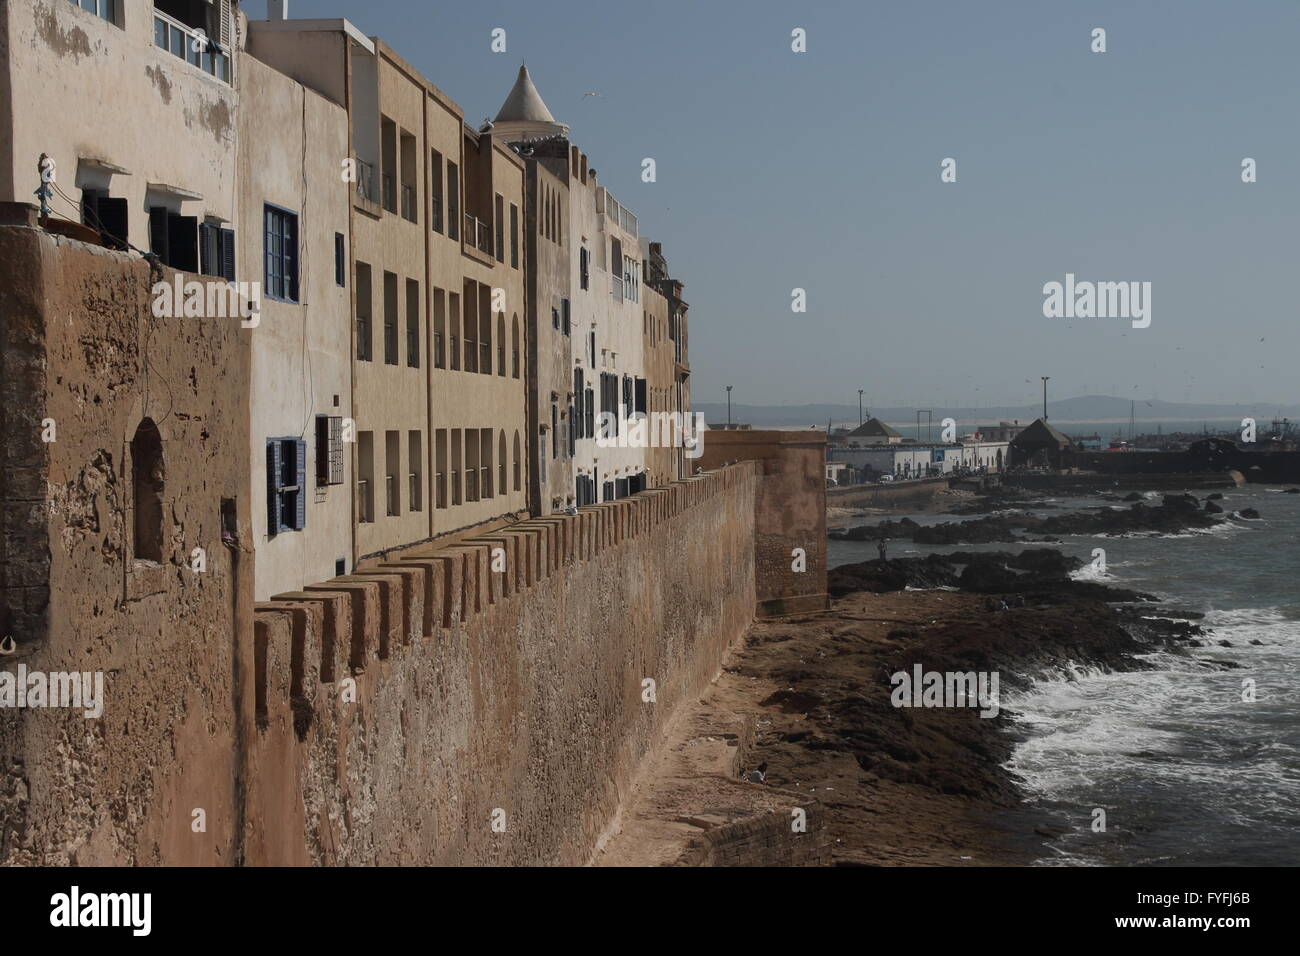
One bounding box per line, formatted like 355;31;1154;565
400;130;418;222
266;437;306;535
380;117;397;213
151;207;198;273
451;430;462;505
430;149;444;233
315;415;344;486
406;278;420;367
551;403;558;460
573;369;585;438
383;271;398;365
385;430;400;516
494;193;505;262
409;431;423;512
446;162;459;240
357;431;375;523
465;429;479;502
481;431;493;498
567;405;576;458
552;306;559;331
435;429;448;509
356;262;372;361
79;189;128;251
75;0;116;24
580;246;589;290
334;233;345;286
433;288;446;369
199;221;235;281
561;298;571;336
509;203;519;268
449;292;461;370
264;204;299;302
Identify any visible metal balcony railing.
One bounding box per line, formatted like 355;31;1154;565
409;473;420;511
382;173;395;212
386;475;398;516
154;11;230;84
401;183;415;221
464;214;492;255
430;195;442;232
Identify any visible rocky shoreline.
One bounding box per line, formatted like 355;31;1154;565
727;493;1251;865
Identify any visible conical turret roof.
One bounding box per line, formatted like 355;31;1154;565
492;64;570;143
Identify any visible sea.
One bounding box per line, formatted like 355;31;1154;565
827;484;1300;866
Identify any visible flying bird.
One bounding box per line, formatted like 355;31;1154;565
582;91;603;99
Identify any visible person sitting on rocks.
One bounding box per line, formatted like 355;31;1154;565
878;539;889;562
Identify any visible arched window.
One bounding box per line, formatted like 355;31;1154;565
499;431;507;495
513;430;521;491
497;313;505;376
131;419;165;562
511;315;520;378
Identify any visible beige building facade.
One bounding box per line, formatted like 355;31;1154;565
0;0;237;258
246;16;529;575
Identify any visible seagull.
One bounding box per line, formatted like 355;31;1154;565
582;91;603;99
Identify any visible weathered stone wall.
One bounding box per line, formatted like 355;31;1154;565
827;476;949;510
699;430;828;616
0;221;253;864
250;463;757;865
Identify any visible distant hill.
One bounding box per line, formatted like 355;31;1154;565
694;396;1300;428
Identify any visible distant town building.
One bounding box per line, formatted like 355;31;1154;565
1009;419;1073;470
842;417;903;446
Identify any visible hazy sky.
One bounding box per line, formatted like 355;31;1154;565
252;1;1298;410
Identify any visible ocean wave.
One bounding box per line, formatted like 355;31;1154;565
1069;563;1110;582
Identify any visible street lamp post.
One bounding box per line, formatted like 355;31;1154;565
726;385;733;428
1041;377;1050;420
858;389;864;426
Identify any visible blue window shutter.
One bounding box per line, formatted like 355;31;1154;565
294;439;307;530
267;439;282;535
220;227;236;282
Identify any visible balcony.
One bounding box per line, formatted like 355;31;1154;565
464;214;493;256
153;11;230;83
610;272;623;302
599;190;638;237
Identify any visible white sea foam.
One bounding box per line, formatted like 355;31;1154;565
1004;601;1300;865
